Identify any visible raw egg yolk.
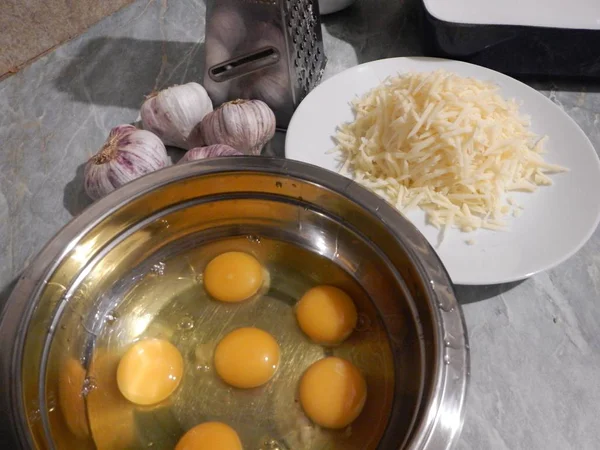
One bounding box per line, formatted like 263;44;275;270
175;422;242;450
116;338;183;405
204;252;263;302
299;357;367;429
214;327;280;388
296;285;358;345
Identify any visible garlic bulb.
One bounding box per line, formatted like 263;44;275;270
178;144;242;164
84;125;170;200
190;99;276;155
141;82;213;149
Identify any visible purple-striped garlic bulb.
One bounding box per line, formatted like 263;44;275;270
84;125;170;200
189;99;276;155
141;82;213;149
178;144;243;163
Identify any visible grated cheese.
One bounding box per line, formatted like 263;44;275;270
334;70;568;233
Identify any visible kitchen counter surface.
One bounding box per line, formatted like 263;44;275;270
1;0;599;448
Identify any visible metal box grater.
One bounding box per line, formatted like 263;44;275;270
203;0;327;129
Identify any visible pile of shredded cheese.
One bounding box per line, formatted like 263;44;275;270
335;70;567;234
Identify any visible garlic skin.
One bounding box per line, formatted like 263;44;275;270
140;82;213;149
84;125;170;200
190;99;276;155
178;144;242;164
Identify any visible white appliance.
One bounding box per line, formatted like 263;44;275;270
421;0;600;79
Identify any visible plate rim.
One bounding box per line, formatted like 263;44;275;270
285;56;600;285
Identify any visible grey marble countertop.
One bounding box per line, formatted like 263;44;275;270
1;0;599;449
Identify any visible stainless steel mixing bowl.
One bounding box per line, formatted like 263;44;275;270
0;157;468;449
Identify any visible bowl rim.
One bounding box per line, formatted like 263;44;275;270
0;156;469;450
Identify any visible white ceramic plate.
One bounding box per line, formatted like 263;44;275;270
285;57;600;285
